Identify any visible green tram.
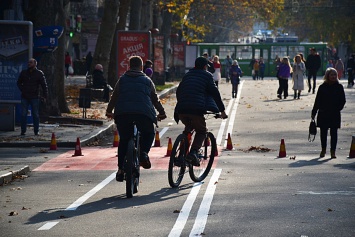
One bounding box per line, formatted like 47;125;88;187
193;42;328;77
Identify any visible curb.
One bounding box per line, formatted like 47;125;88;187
0;165;30;186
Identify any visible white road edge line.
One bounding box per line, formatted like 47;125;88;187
189;168;222;237
38;221;60;230
223;80;243;148
38;172;116;230
216;95;234;146
168;182;203;237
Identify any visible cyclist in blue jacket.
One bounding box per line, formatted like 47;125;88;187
174;56;227;166
106;56;167;181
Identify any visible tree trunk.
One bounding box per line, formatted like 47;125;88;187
25;0;68;117
92;0;120;80
129;0;142;30
108;0;131;86
57;1;70;113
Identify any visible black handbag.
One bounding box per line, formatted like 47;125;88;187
308;119;317;142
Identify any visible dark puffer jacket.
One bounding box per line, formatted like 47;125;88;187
311;81;346;128
17;68;48;99
175;68;225;115
111;70;165;124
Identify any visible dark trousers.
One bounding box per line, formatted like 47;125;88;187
277;78;288;98
320;127;338;151
115;114;155;169
347;69;354;86
21;98;40;134
178;114;207;152
307;69;318;91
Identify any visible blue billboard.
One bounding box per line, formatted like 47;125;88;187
0;20;33;103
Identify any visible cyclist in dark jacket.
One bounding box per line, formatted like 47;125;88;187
106;56;167;181
174;56;227;166
17;58;48;136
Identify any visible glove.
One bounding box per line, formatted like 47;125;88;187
157;114;167;121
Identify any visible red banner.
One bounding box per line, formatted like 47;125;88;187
153;34;165;75
117;31;150;77
173;42;185;67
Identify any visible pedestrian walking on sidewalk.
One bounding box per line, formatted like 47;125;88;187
292;55;306;99
277;57;292;99
224;55;232;83
212;55;222;88
305;47;321;93
346;53;355;88
229;60;243;98
17;58;48;136
106;56;167;182
335;58;344;79
311;68;346;159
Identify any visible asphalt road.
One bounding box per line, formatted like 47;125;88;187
1;78;355;237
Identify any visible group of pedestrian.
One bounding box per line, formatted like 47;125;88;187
249;58;266;80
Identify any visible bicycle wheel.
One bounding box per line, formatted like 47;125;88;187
168;134;188;188
189;132;216;182
125;139;135;198
133;133;140;194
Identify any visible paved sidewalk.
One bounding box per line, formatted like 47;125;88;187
0;81;178;185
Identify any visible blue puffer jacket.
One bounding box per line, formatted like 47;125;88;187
175;68;225;115
114;71;158;123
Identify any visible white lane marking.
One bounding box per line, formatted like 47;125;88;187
216;96;234;146
152;127;169;146
168;182;203;237
297;191;355;195
38;172;116;230
38;221;59;230
189;169;222;237
66;172;116;211
223;80;243;148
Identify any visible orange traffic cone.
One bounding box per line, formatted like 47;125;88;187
278;139;286;158
226;133;233;150
113;130;119;147
166;138;172;156
154;131;160;147
50;132;57;150
72;137;83;156
348;135;355;158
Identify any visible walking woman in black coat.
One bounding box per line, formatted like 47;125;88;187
311;68;346;158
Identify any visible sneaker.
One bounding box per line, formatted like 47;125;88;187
186;150;200;167
277;94;281;99
139;152;151;169
116;170;124;182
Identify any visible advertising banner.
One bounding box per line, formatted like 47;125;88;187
0;20;33;103
117;31;150;77
153;34;165;76
173;42;185;67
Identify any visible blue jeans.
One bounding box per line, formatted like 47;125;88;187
21;98;40;134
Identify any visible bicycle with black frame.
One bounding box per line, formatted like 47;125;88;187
168;113;226;188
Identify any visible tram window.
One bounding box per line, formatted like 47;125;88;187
263;49;268;60
211;49;216;57
236;46;252;60
219;46;235;61
254;49;260;60
271;46;287;59
289;46;305;61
